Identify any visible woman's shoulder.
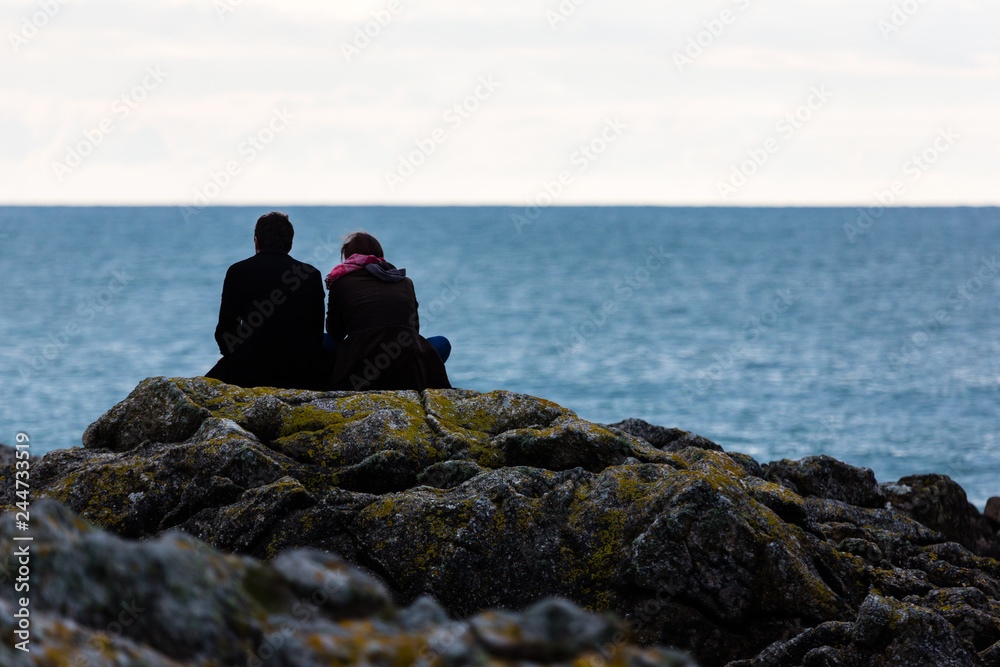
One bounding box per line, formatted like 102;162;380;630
329;269;412;291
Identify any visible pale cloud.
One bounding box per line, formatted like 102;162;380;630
0;0;997;204
702;48;1000;80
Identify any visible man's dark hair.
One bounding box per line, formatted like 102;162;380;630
342;232;384;260
255;212;294;252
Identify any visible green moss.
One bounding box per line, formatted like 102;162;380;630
555;465;682;611
425;389;567;436
279;404;344;437
48;461;155;532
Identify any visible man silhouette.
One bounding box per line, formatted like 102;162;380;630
205;212;326;389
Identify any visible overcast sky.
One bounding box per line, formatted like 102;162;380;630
1;0;997;205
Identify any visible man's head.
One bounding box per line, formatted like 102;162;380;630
254;212;294;253
341;231;384;261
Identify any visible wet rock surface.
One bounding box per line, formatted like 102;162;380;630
2;376;999;666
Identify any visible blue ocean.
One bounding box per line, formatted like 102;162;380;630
2;207;998;507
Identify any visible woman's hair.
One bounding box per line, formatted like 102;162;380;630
341;232;384;260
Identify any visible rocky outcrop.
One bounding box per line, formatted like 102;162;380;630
0;500;694;666
2;376;1000;666
882;474;1000;558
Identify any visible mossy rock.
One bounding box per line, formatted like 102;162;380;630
0;500;696;666
4;376;1000;666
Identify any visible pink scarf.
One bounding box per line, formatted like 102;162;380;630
325;254;384;289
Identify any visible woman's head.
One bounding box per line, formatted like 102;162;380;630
341;232;384;261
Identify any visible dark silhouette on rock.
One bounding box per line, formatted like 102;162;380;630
323;231;451;392
206;212;327;390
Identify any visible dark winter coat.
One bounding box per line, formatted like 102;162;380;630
206;248;326;390
326;264;450;391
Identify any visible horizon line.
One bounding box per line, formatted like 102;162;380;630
1;203;998;209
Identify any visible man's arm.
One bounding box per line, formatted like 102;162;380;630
410;280;420;334
306;268;325;348
215;266;243;356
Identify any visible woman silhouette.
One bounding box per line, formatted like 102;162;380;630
323;232;451;391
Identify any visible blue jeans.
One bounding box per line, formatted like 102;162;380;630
323;334;451;364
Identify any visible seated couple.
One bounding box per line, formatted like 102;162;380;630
206;212;451;392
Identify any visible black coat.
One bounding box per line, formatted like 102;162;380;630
206;248;326;390
326;269;451;391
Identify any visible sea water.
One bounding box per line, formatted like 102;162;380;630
2;206;998;507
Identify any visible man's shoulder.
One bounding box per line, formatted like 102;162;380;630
289;255;320;272
225;255;258;277
288;255;322;280
230;253;319;273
